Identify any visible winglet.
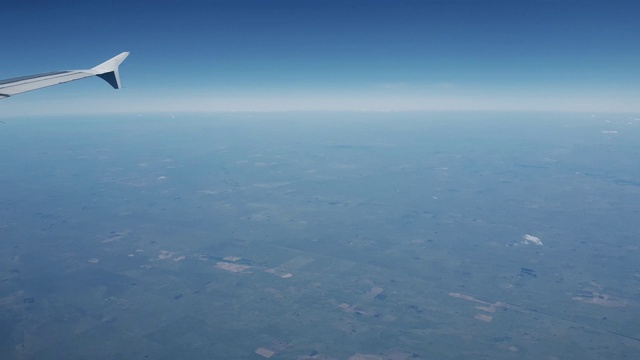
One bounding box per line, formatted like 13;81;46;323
91;52;130;89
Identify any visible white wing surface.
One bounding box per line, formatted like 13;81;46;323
0;52;129;99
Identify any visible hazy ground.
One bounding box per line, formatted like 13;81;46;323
1;112;639;359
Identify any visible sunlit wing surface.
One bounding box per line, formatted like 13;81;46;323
0;52;129;99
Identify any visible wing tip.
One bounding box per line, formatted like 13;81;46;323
92;52;130;89
92;52;130;72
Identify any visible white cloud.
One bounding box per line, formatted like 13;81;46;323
522;234;543;246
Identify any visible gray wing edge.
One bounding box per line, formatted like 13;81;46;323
0;52;130;99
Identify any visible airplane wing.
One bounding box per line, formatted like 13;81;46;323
0;52;130;100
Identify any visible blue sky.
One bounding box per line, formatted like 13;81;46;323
2;0;639;115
